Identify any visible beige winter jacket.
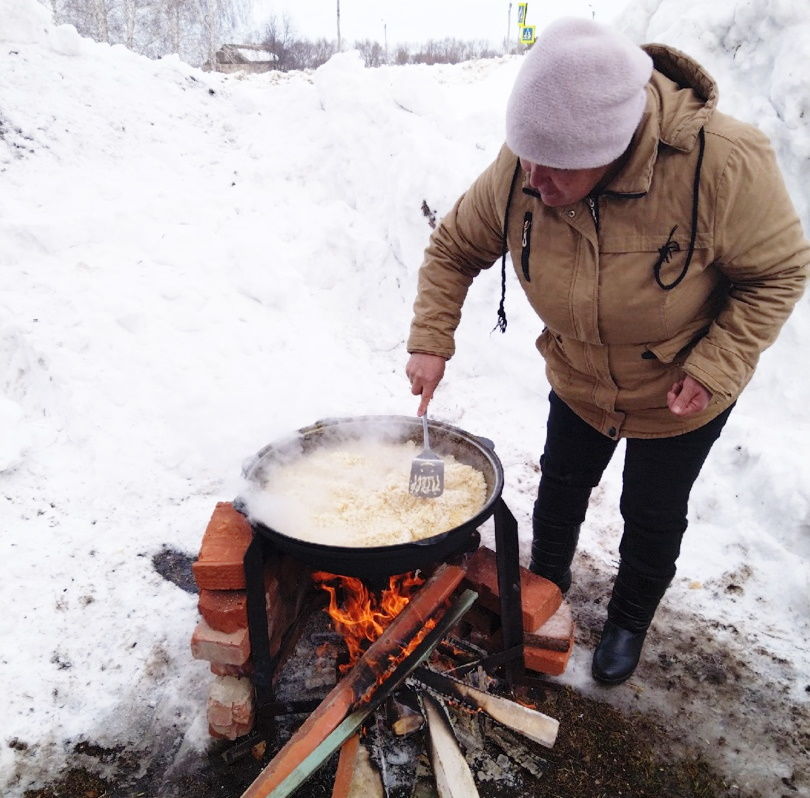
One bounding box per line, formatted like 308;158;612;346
407;45;809;439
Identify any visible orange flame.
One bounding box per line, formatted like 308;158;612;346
312;570;428;674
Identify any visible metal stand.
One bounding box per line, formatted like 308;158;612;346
493;497;525;686
243;496;526;708
243;533;277;709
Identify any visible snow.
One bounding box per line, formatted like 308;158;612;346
1;0;808;794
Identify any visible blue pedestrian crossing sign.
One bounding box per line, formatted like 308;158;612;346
520;25;536;44
517;3;528;25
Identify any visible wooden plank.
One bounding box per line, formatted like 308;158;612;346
331;734;360;798
411;667;559;749
422;694;479;798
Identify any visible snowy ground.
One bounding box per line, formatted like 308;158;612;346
1;0;808;795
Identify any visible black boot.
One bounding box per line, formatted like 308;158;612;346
592;562;671;685
528;521;579;594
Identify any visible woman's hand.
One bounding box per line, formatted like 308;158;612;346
667;374;712;417
406;353;446;416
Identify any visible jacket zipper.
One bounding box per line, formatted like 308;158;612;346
521;211;532;281
586;196;600;232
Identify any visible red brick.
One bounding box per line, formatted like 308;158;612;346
524;632;575;676
207;676;255;739
525;601;574;652
463;546;562;631
209;720;254;740
198;589;248;634
191;620;250;666
211;661;254;677
192;502;253;590
208;675;254;724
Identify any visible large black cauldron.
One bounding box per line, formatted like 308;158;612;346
239;415;504;578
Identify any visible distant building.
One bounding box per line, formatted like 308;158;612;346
210;44;279;74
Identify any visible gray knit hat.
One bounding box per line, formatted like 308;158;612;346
505;17;653;169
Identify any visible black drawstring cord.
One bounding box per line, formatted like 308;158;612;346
494;158;523;332
653;127;706;290
655;224;680;267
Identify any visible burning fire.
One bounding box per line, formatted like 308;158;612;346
312;571;428;673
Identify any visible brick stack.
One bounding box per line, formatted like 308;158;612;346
462;546;575;676
190;501;312;739
190;502;255;739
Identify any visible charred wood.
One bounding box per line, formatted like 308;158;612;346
367;706;422;798
386;688;424;737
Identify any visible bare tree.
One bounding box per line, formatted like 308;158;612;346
260;14;297;71
56;0;103;40
286;37;336;70
410;38;498;66
195;0;222;67
354;39;384;68
121;0;138;49
309;37;338;68
91;0;110;42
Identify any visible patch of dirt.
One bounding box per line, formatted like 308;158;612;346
152;546;197;594
21;740;141;798
23;768;114;798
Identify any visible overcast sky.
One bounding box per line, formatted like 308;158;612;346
250;0;632;48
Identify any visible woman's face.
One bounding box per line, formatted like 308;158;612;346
520;159;612;207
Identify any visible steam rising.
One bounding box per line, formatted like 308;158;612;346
240;435;486;547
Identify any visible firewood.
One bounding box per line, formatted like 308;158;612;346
331;734;361;798
332;733;385;798
246;589;478;798
347;743;384;798
239;563;466;798
386;688;424;737
524;601;574;652
409;667;559;749
421;693;480;798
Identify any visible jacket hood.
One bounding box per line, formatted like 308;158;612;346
644;43;718;151
602;43;718;197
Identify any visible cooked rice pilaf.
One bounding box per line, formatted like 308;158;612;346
254;439;487;547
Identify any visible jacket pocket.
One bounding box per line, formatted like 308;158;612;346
646;322;712;365
521;211;533;282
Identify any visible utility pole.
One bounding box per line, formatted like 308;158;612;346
505;2;512;55
336;0;341;51
383;21;388;64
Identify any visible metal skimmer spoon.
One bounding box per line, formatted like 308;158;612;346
409;414;445;499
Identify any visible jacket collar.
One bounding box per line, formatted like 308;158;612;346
600;44;718;198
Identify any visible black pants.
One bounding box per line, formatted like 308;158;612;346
534;391;733;582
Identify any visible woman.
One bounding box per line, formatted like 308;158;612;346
405;18;808;684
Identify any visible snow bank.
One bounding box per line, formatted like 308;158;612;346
0;0;807;794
